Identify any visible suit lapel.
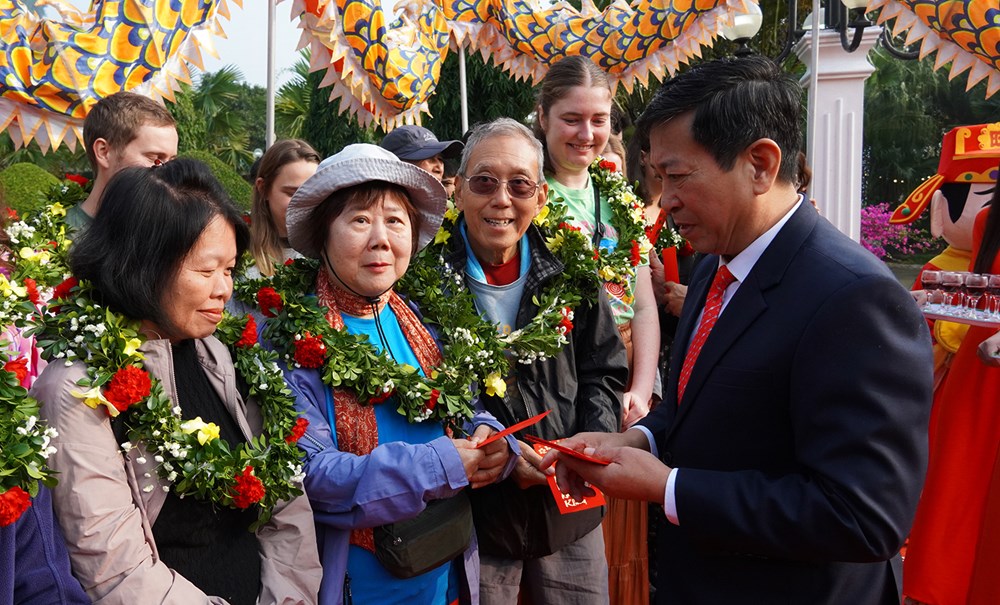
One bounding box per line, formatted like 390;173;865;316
666;203;819;441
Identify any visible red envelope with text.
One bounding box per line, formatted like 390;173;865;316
531;440;606;515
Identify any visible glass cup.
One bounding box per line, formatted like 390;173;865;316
920;270;942;310
988;274;1000;317
940;271;964;313
964;273;988;318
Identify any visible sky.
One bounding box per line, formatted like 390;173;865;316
202;2;304;88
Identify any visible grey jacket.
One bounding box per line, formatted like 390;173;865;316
445;224;628;558
32;336;322;605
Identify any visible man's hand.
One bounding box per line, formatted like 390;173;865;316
554;445;671;503
465;425;512;488
538;431;649;499
452;438;486;486
512;440;552;489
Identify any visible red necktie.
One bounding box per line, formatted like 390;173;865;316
677;265;736;403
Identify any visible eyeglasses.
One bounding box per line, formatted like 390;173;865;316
465;174;538;199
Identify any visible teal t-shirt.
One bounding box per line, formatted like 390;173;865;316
64;203;93;233
546;176;638;324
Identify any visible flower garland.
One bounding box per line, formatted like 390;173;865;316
0;348;58;527
7;198;75;289
235;259;510;429
28;278;308;529
553;157;653;287
644;207;687;255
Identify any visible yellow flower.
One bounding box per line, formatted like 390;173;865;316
122;338;144;360
533;205;550;226
545;232;565;252
18;247;50;265
180;417;221;445
484;372;507;398
598;266;617;281
434;228;451;245
49;203;66;217
71;386;118;417
0;274;25;298
443;203;460;223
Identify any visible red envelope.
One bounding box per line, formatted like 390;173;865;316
662;247;679;283
524;434;611;465
530;442;606;515
475;410;551;448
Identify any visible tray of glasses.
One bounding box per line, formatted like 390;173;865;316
922;307;1000;328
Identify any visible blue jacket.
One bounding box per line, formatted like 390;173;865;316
0;485;89;605
283;349;515;605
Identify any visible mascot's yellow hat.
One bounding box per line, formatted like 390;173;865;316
890;123;1000;224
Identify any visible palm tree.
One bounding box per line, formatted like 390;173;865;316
193;66;254;170
275;50;313;140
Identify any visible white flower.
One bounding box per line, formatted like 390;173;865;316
154;455;164;463
40;446;57;459
144;472;151;478
172;406;182;416
121;442;133;452
143;485;154;493
167;471;177;481
162;486;170;492
136;456;147;464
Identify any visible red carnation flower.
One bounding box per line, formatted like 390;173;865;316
557;222;581;232
64;173;89;186
103;366;152;414
598;159;617;172
293;333;327;368
284;258;295;266
592;249;600;261
231;466;266;509
285;417;309;444
257;287;283;318
236;316;258;348
4;357;28;385
630;240;642;267
6;207;18;221
558;307;574;334
23;278;40;305
52;277;78;302
369;388;395;405
678;240;695;257
0;486;32;527
426;389;441;412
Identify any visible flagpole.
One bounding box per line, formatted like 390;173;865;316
266;0;277;148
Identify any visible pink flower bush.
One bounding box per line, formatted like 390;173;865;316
861;203;935;261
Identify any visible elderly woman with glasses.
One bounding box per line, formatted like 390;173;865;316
407;118;627;604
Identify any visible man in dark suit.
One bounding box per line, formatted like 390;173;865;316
542;56;933;604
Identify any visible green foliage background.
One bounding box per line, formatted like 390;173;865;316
0;164;61;214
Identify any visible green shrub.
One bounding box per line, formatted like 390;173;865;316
0;163;61;215
180;151;253;211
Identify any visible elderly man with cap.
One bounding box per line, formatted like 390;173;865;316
253;143;516;605
380;125;464;182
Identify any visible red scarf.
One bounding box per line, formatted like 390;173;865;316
315;270;443;552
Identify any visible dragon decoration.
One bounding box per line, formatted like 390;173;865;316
0;0;999;148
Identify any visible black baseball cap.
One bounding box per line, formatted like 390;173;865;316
380;125;464;162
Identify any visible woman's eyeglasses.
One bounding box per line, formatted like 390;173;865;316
465;174;538;199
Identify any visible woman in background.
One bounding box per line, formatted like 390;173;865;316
247;139;321;278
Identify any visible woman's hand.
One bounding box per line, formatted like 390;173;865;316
512;440;553;489
621;391;650;428
465;425;511;488
663;282;688;317
977;330;1000;367
451;438;486;486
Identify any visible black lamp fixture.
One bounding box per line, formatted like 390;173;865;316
723;0;918;62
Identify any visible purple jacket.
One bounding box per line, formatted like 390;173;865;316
283;365;516;605
0;485;89;605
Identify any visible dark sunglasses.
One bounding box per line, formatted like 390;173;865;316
465;174;538;199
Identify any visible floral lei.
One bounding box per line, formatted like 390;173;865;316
0;348;59;527
558;157;653;287
0;271;57;527
6;179;86;289
235;260;506;430
392;158;648;401
28;278;308;529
